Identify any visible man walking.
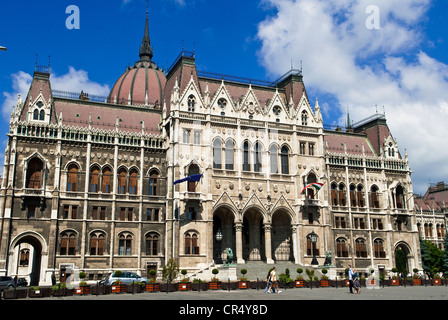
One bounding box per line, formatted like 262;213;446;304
348;265;354;294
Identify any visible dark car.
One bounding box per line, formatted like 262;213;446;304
17;278;28;287
0;276;15;290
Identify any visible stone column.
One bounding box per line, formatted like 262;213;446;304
235;222;244;264
264;223;274;264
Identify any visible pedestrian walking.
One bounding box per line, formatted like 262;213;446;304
348;265;354;294
269;267;281;294
353;268;361;294
264;268;274;293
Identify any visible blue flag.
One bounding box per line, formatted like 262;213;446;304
173;174;202;185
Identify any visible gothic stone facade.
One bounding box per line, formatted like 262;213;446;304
0;17;421;286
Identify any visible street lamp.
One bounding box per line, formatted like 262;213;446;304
215;229;223;264
309;231;318;266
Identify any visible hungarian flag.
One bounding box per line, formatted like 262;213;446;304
173;174;202;185
300;182;324;195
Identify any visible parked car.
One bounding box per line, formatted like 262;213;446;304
17;278;28;287
105;271;148;285
0;276;15;290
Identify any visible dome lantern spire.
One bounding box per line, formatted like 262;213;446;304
139;0;153;62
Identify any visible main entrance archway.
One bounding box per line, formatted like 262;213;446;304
213;206;236;264
242;208;265;261
10;233;46;286
272;210;293;261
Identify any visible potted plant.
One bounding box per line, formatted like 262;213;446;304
238;269;249;289
432;268;441;285
75;271;90;295
344;268;350;286
161;258;179;292
279;269;294;288
209;268;221;290
320;268;330;287
306;268;316;287
412;268;421;285
51;282;73;297
391;268;400;286
146;269;160;292
111;270;126;293
178;269;191;291
368;268;376;286
295;268;305;287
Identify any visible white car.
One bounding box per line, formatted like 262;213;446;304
105;271;148;285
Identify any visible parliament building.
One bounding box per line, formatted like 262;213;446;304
0;10;421;286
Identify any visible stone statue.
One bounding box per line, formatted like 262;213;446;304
324;250;333;266
225;248;234;265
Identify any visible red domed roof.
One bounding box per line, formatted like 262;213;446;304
108;9;166;107
109;61;166;106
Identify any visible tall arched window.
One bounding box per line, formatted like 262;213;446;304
370;185;379;208
66;164;78;192
185;232;199;255
355;238;367;257
213;139;222;169
118;233;132;255
118;168;127;194
301;110;308;126
280;146;289;174
128;169;138;195
336;238;348;257
149;170;158;196
188;95;196;112
188;164;200;192
270;145;278;174
102;167;112;193
395;185;405;209
39;109;45;121
338;183;347;206
19;249;30;266
331;182;338;205
253;142;262;172
90;232;105;255
89;166;100;192
26;158;43;189
33;109;39;120
374;239;386;258
225;140;234;170
60;231;76;255
356;185;364;207
242;141;250;172
146;232;159;256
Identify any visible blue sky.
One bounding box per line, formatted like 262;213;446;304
1;0;448;195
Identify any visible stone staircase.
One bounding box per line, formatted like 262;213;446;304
190;261;324;282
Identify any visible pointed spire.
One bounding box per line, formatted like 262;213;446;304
139;0;153;61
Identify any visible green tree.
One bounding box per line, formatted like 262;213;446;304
162;258;179;283
442;233;448;274
420;237;443;278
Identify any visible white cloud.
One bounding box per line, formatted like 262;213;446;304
256;0;448;194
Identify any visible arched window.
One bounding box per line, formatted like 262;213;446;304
270;145;278;174
185;232;199;255
356;185;364;207
331;182;338;205
118;168;127;194
253;142;262;172
242;141;250;172
128;169;138;195
26;158;43;189
90;232;105;255
301;110;308;126
149;170;159;196
338;183;346;206
306;173;317;199
101;167;112;193
395;185;405;209
89;166;100;192
188;95;196;112
118;233;132;255
306;234;320;256
350;184;357;207
19;249;30;266
336;238;349;257
60;231;76;255
213;139;222;169
188;164;200;193
355;238;367;257
39;109;45;121
370;185;379;208
281;146;289;174
146;232;159;256
33;109;39;120
374;239;386;258
225;140;234;170
66;164;78;192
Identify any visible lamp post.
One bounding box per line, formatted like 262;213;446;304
215;229;223;264
310;231;318;266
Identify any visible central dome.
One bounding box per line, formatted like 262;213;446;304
108;10;166;107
